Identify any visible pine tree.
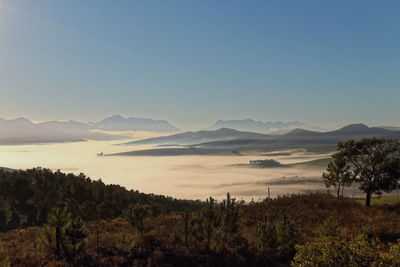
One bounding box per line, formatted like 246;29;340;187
123;204;152;243
46;206;72;259
256;215;277;255
217;193;247;253
175;210;195;250
0;198;12;232
198;197;220;251
64;216;87;255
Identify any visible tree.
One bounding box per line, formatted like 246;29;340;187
174;210;195;250
256;216;277;256
46;206;72;259
217;193;247;253
322;152;352;199
0;198;12;232
64;216;87;255
123;204;152;242
197;197;220;251
40;206;86;263
274;214;297;258
336;138;400;207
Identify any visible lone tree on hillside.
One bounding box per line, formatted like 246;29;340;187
323;152;352;199
335;138;400;207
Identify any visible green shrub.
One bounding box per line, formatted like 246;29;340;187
116;232;136;252
316;217;341;238
256;214;296;259
381;239;400;265
292;234;380;267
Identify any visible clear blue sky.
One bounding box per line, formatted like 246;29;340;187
0;0;399;129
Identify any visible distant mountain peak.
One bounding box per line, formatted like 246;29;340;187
334;123;370;134
208;119;315;134
94;114;179;132
284;128;317;136
103;114;125;121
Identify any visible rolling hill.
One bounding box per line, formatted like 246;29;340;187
120;128;272;146
196;124;400;148
113;124;400;156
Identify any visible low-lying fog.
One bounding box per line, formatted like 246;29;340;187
0;140;351;201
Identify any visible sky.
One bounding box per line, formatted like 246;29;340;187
0;0;399;130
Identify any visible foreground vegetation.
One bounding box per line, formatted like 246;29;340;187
1;189;400;266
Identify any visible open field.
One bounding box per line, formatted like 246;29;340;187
355;195;400;206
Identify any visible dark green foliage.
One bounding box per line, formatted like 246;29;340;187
255;214;296;259
316;217;341;238
274;214;297;258
175;193;247;254
337;138;400;206
255;216;277;255
115;232;135;252
123;204;152;241
197;197;221;251
40;206;87;262
217;193;247;253
323;152;352;199
0;198;11;232
0;168;202;231
65;216;87;254
174;210;195;250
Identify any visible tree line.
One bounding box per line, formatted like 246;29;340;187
0;168;202;232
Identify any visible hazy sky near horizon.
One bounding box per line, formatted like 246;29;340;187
0;0;399;129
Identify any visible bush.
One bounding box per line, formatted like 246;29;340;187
115;232;135;252
381;239;400;265
255;214;296;259
292;234;381;267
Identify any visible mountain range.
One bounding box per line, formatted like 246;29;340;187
196;124;400;149
120;123;400;149
0;115;179;145
1;114;400;148
206;119;324;134
93;114;179;132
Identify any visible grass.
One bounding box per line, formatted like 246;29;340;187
355;194;400;206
